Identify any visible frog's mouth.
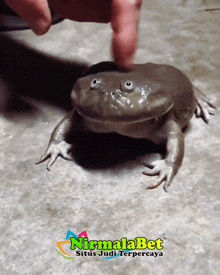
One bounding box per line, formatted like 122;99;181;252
71;87;173;123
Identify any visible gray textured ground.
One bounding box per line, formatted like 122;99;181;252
0;0;220;274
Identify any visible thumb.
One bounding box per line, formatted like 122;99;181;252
5;0;52;34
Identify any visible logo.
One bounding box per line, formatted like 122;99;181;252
56;230;164;259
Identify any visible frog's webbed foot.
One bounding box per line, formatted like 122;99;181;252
193;86;216;124
36;141;73;170
142;159;178;192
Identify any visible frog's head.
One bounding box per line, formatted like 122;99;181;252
71;62;173;122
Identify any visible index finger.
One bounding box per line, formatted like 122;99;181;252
111;0;142;70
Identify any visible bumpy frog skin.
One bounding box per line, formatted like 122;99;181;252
37;62;215;192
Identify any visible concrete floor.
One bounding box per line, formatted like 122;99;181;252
0;0;220;274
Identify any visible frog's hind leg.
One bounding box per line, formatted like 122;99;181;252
193;85;216;124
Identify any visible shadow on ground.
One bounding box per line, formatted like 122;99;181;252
0;34;88;117
67;132;165;169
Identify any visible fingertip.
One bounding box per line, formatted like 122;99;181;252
114;58;134;71
30;18;52;35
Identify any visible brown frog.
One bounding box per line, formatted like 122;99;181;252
37;62;215;192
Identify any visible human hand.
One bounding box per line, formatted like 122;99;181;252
5;0;142;70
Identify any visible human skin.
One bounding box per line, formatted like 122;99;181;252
4;0;142;70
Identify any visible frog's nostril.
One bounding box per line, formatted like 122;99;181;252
111;90;122;99
111;89;121;95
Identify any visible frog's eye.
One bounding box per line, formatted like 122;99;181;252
90;78;102;89
121;80;134;92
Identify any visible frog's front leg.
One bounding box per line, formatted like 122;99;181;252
36;111;75;170
143;120;184;192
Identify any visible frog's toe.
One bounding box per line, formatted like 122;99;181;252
37;141;73;170
36;147;54;165
46;152;59;171
196;100;210;123
142;167;160;176
157;172;167;185
143;160;165;188
142;160;162;175
162;171;174;193
146;169;167;190
143;160;177;192
37;145;60;170
36;153;50;165
196;98;216;124
163;181;171;193
195;105;201;117
143;160;164;170
47;144;73;170
146;181;162;190
46;150;72;171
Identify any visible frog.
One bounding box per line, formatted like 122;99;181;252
37;61;215;192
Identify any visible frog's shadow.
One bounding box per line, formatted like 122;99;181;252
69;132;166;169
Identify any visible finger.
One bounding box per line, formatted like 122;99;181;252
111;0;142;70
5;0;52;34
